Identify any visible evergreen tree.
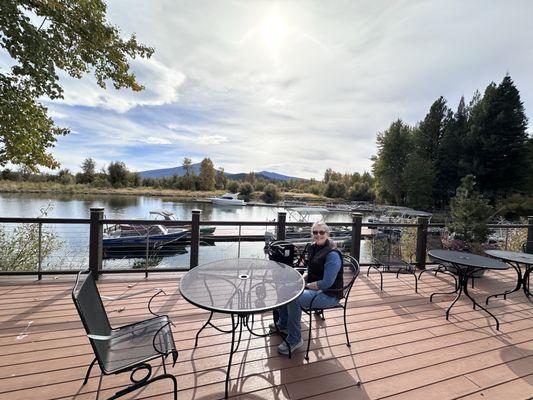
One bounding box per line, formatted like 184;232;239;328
435;97;468;206
182;157;194;190
372;119;412;204
403;153;435;210
448;175;492;245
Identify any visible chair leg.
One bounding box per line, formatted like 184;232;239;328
305;310;312;360
83;357;98;385
343;306;350;347
109;372;178;400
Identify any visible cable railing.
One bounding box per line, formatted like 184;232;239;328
1;209;532;278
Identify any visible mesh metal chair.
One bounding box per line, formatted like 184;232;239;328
71;271;178;400
368;232;418;293
302;254;360;360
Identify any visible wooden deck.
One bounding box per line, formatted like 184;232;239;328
0;266;532;400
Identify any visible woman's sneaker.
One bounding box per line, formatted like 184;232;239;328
277;339;304;355
268;322;288;335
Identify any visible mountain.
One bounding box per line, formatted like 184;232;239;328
138;164;302;181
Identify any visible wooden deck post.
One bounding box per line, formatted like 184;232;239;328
526;216;533;254
190;210;201;268
277;211;286;241
350;212;362;261
415;215;429;270
89;207;104;279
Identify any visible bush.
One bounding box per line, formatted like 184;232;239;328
227;181;239;193
262;184;281;204
239;182;254;200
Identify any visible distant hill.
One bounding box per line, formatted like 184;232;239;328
138;163;302;181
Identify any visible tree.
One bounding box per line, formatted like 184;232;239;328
0;0;153;171
107;161;129;187
182;158;194;190
76;158;96;184
215;167;227;190
245;171;256;185
403;154;435;210
198;158;215;191
435;97;468;206
372;120;412;204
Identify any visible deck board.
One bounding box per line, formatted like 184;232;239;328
0;267;532;400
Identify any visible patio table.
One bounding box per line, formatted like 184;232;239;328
427;249;508;330
179;258;305;398
485;250;532;304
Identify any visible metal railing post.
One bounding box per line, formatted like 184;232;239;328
37;222;42;280
415;215;429;270
277;211;286;241
190;210;201;268
89;207;104;278
145;228;150;278
350;212;362;261
527;216;533;254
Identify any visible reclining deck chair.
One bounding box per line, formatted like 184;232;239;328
71;271;178;400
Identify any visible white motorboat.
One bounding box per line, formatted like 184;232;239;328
209;193;245;206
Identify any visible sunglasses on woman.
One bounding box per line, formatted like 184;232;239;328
312;230;326;235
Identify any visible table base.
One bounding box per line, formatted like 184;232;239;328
430;265;502;330
486;262;531;304
194;311;290;398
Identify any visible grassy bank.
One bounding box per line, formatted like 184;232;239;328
0;180;328;203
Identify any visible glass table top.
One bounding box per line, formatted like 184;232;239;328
179;258;305;314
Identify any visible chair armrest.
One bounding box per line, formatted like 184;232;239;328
101;287;163;301
87;333;112;341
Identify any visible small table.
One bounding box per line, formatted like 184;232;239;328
485;250;533;303
427;250;508;330
180;258;305;398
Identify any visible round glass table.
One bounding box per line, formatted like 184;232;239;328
428;250;508;330
180;258;305;398
485;250;533;303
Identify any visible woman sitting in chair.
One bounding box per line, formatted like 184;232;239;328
270;221;343;355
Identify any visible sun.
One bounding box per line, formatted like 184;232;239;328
259;13;288;52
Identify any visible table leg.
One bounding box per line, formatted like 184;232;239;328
524;266;531;298
463;271;501;331
430;277;460;303
225;314;243;399
195;312;213;347
445;272;464;321
486;261;522;304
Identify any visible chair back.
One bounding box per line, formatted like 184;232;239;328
341;254;360;300
72;271;112;363
523;240;533;254
372;231;405;262
266;240;297;266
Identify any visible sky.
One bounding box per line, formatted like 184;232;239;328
14;0;533;179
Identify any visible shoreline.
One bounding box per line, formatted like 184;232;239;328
0;180;327;204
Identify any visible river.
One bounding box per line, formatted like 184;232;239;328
0;193;369;271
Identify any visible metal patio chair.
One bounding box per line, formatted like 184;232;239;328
71;271;178;400
302;254;360;360
367;232;418;292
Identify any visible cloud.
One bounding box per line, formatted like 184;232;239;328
56;57;186;113
37;0;533;179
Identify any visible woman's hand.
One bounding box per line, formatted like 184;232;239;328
303;272;308;282
306;281;319;290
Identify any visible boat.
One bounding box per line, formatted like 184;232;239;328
209;193;245;206
103;224;190;249
149;209;216;234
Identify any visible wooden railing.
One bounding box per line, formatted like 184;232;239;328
1;208;532;279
